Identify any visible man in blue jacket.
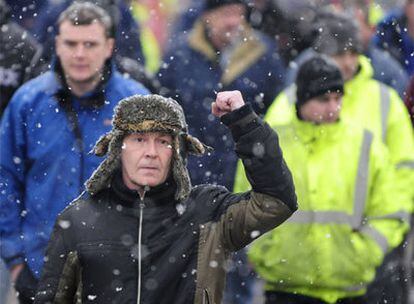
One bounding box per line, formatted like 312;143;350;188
0;3;149;303
157;0;286;191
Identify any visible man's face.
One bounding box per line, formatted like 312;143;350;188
405;0;414;24
203;4;246;49
331;51;359;81
299;92;342;124
121;132;173;191
55;20;114;85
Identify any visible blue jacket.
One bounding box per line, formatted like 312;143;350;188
157;21;286;190
0;68;149;278
373;8;414;75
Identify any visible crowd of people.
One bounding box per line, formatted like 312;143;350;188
1;0;414;303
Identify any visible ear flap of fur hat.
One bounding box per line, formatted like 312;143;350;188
184;134;213;155
92;132;113;156
85;130;124;195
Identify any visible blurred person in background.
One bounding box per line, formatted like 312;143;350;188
235;54;411;304
0;3;149;303
168;0;318;65
333;0;408;98
4;0;47;31
285;5;409;98
0;1;43;299
266;10;414;303
157;0;286;190
0;0;44;116
374;0;414;75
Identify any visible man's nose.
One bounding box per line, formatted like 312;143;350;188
73;45;86;57
327;99;340;113
145;140;158;157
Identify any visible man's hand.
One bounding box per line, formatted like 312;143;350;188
212;90;245;117
10;263;24;283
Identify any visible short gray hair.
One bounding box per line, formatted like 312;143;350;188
57;2;113;38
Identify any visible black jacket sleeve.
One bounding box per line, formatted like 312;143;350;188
221;104;297;211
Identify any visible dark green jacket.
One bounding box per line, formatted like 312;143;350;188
34;105;297;304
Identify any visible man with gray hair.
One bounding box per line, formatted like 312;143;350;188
34;91;297;303
0;2;149;303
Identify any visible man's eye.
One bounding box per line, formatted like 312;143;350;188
64;41;77;47
160;139;173;148
134;137;144;143
84;42;97;48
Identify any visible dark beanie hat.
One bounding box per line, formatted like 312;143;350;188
205;0;246;11
296;55;344;106
312;10;363;56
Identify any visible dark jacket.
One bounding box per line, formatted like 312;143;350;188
157;21;286;190
373;8;414;75
0;10;43;115
404;75;414;126
34;105;297;304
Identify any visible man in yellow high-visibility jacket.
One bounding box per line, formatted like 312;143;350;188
263;10;414;303
234;55;411;303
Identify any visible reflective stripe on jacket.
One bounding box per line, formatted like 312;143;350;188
234;118;410;303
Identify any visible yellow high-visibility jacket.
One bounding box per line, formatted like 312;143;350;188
234;118;411;303
265;55;414;199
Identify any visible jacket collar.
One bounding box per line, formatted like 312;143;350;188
52;58;114;108
188;20;266;85
291;115;344;144
111;169;178;207
344;55;374;92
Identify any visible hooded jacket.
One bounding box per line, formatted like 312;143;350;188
0;63;149;279
34;104;297;304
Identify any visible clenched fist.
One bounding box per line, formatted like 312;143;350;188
211;90;245;117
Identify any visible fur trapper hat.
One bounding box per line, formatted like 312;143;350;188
85;94;210;201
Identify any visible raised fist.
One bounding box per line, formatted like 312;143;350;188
211;90;245;117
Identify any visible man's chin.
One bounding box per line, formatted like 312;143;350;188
135;178;161;188
68;75;97;84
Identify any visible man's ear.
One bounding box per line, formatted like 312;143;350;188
55;35;61;56
105;38;115;59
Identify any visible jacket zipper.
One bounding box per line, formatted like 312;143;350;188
137;186;149;304
203;289;210;304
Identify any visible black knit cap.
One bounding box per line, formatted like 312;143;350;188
205;0;246;11
296;55;344;106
